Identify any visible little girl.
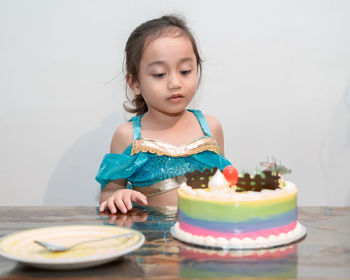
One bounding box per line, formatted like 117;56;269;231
96;15;231;214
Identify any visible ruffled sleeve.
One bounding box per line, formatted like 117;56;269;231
192;151;232;171
95;152;148;189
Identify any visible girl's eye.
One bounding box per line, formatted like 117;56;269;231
180;70;192;76
152;73;165;78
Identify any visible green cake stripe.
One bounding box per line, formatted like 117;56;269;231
178;195;296;222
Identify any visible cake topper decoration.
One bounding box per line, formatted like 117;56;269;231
185;159;292;192
185;168;217;189
260;157;291;175
222;165;239;185
235;170;280;192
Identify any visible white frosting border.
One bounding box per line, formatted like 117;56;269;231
180;243;297;258
171;222;306;250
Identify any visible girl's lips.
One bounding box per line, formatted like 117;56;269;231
167;94;184;102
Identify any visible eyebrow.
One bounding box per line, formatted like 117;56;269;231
147;57;195;68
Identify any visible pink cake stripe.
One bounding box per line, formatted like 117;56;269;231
179;221;297;239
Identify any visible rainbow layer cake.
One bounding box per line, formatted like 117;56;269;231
171;162;306;249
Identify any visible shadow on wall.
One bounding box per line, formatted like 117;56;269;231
44;112;125;206
320;82;350;206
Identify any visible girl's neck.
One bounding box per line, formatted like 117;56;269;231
141;109;188;129
139;108;204;146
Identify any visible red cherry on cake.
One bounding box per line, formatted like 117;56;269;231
223;165;239;185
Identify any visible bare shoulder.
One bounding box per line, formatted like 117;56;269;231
204;114;225;155
204;114;223;136
110;121;133;154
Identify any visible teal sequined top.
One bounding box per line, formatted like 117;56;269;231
95;109;231;196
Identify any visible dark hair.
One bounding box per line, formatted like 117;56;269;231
123;15;203;116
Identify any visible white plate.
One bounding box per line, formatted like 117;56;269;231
0;225;145;270
171;222;307;250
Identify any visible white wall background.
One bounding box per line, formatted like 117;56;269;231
1;0;349;206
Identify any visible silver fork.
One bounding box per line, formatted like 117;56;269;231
34;233;134;252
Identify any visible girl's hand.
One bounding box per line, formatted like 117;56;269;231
99;189;148;214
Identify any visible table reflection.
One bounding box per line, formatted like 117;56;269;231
100;206;177;241
179;243;298;278
99;207;149;227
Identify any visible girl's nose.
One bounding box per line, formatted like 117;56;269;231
167;72;181;90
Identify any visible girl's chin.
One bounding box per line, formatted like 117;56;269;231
148;107;188;117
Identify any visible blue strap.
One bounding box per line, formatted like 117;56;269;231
130;116;142;140
188;109;212;137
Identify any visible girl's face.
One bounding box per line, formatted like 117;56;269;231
132;34;198;116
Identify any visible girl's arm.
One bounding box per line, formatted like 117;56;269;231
205;114;225;156
99;122;148;214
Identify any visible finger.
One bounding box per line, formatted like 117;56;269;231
122;192;133;211
107;198;118;214
131;192;148;205
99;201;107;212
115;196;128;214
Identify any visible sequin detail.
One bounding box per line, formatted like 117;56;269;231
127;153;215;187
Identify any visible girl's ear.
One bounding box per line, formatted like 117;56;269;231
126;74;141;95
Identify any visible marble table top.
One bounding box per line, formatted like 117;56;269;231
0;206;349;279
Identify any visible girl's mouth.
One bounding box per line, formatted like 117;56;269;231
167;94;184;102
